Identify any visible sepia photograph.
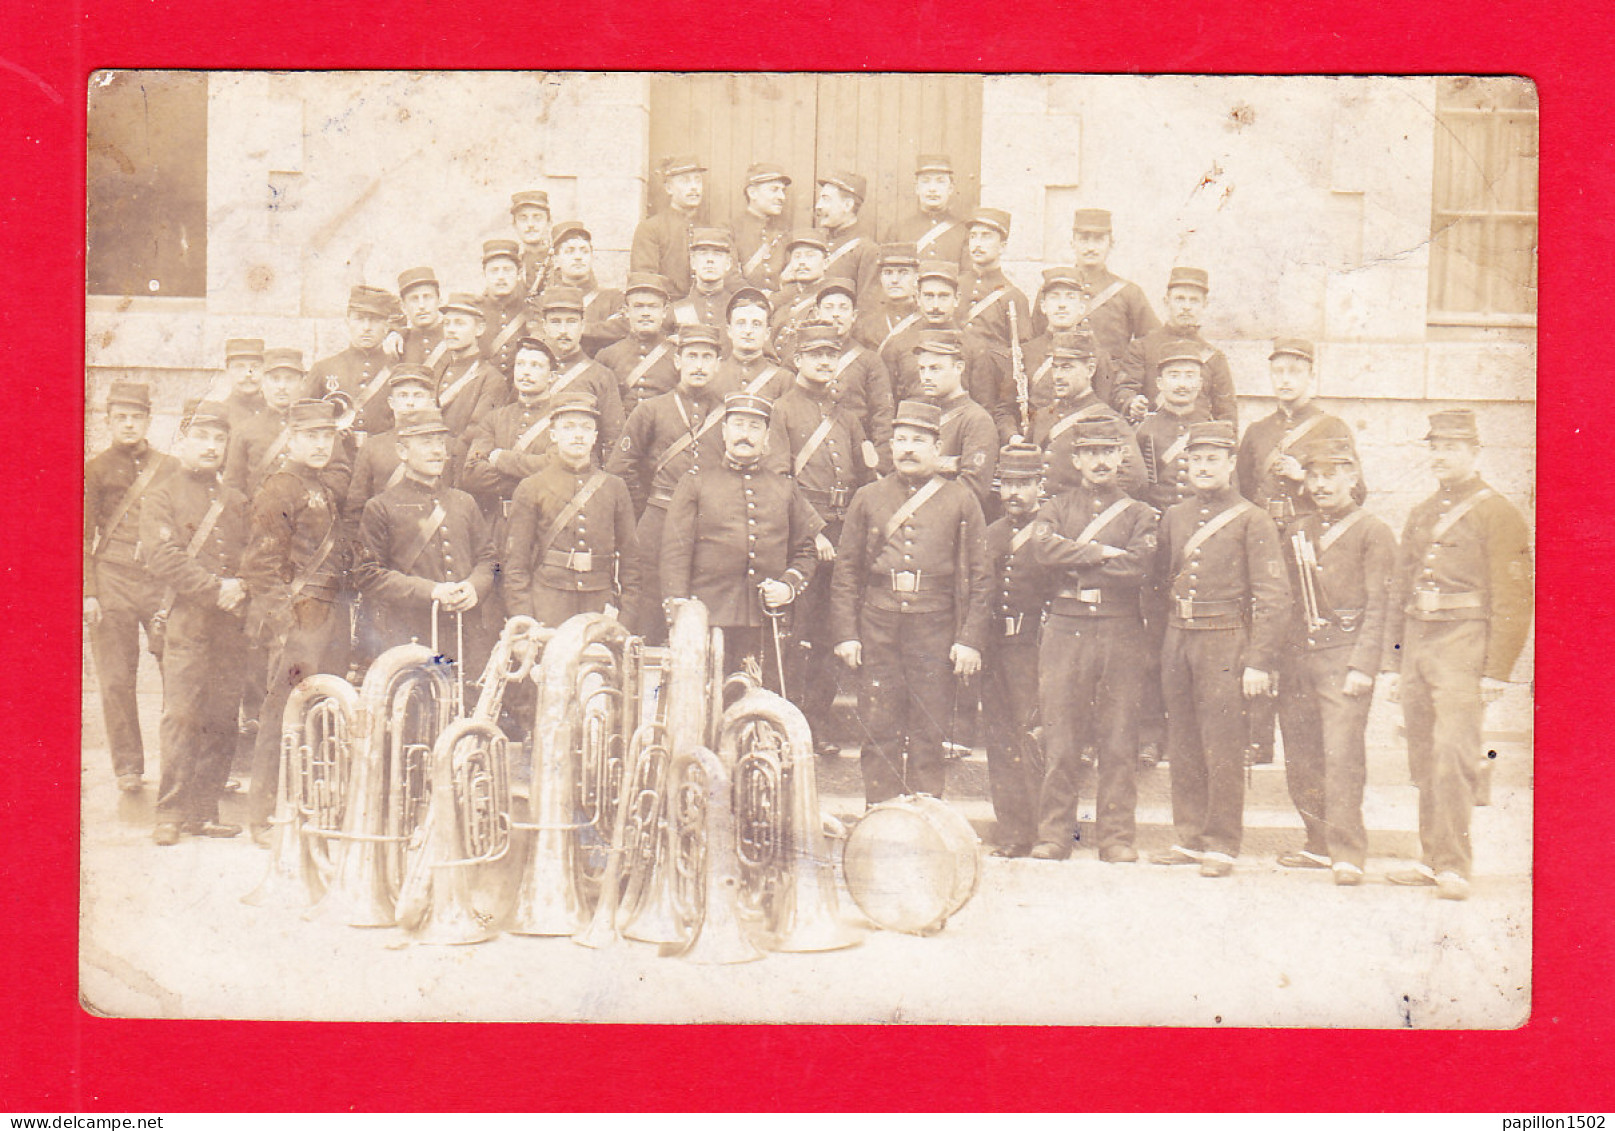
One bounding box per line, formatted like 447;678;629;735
80;70;1536;1027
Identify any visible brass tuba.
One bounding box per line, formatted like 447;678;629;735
397;615;549;945
509;612;632;936
306;641;455;928
242;674;358;910
717;680;862;953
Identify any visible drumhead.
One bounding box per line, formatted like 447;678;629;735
842;796;981;934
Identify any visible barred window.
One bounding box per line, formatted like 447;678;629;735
1427;77;1538;327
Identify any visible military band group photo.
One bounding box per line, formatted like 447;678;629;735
85;117;1535;954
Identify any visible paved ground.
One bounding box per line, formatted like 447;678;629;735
78;648;1532;1028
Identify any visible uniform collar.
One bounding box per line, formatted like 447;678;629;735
1439;474;1487;500
1193;483;1243;506
723;453;762;473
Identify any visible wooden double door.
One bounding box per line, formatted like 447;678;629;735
647;73;984;241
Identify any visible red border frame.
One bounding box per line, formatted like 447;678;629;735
6;0;1609;1111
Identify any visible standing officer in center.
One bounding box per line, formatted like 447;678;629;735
830;400;991;804
661;392;823;688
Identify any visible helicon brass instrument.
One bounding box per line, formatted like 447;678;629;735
305;640;456;928
397;616;548;945
242;674;358;910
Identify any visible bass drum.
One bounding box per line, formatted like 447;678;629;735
841;794;980;935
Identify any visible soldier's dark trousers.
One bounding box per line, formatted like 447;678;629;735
1276;643;1372;868
788;569;843;743
1400;618;1486;879
856;605;956;805
529;584;612;629
156;601;246;824
248;598;350;826
631;504;669;644
720;625;786;696
1138;611;1168;750
89;561;164;779
1038;616;1143;850
1161;625;1249;857
981;633;1042;846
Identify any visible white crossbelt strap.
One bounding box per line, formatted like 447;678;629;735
1010;521;1038;554
877;312;921;355
915;219;957;255
1317;507;1369;555
1429;488;1497;543
792;413;839;478
625;341;672;388
966;287;1010;325
513;412;555;453
1278;412;1330;454
1073;497;1135;547
485;310;529;360
745;365;783;395
1048;405;1109;441
1159;429;1194;468
353;363;394;412
825;236;864;270
438;361;486;407
424;337;450;372
883;476;944;543
550;358;591;400
1082;279;1128;321
744;232;779;277
1178;500;1255;566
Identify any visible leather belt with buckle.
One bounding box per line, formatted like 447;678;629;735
1174;597;1242;619
546;548;595;572
501;499;514;519
1002;614;1026;636
1412;589;1484;613
890;569;923;593
1058;588;1102;604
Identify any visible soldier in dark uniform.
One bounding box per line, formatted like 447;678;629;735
1385;410;1533;901
958;208;1032;350
1033;332;1145;499
597;273;679;412
240;398;353;840
663;392;822;688
225;348;314;499
432;294;503;438
1118;266;1239;427
1023;266;1132;415
816;171;880;305
459;336;564;525
1036;208;1159;373
852;243;922;355
307;285;398;435
631;155;706;300
504;392;639;627
605;324;728;641
477;239;533;379
219;338;270;433
888;154;969;267
1236;337;1361;766
733;162;793;295
396;267;448;371
766;323;875;752
916;328;999;506
141;400;251;845
1273;437;1398;885
84;381;176;792
1150;421;1290;878
830;400;990;804
671;228;739;331
1030;421;1159;862
536;286;625;453
888;262;1011;438
1133;339;1215;768
510;189;552;297
345;366;436;520
355;407;499;677
717;289;792;400
770;230;831;356
979;443;1050;857
813;280;895;471
548;219;626;356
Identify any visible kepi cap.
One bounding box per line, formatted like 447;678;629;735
510;190;551;214
915;154;955;175
551;219;591;247
396;267;439;297
1068;419;1128;449
262;348;305;374
1050;331;1097;361
394;408;451;437
878;242;919;268
388;364;437;390
726;287;772;320
1158;338;1209;368
689;227;734;253
288;398;339;431
968;208;1012;237
538;286;586;314
550;391;601;420
107;381;153;410
1167;266;1210;293
514;336;556;362
348;285;397;318
998;442;1045;478
1071;208;1113;233
794;323;843;353
916;259;959;287
745;162;792;187
892;399;942;436
439;293;485;318
482;239;522;265
1270;337;1316;363
675;324;722;350
660;155;707;177
624;272;672;298
723;392;773;422
181;399;232;431
1185;420;1238;450
1040;265;1085;292
817;171;868;202
1424;409;1480;442
1297;437;1360;468
913;328;964;357
224;338;265;362
786;228;829;254
814;279;857;304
